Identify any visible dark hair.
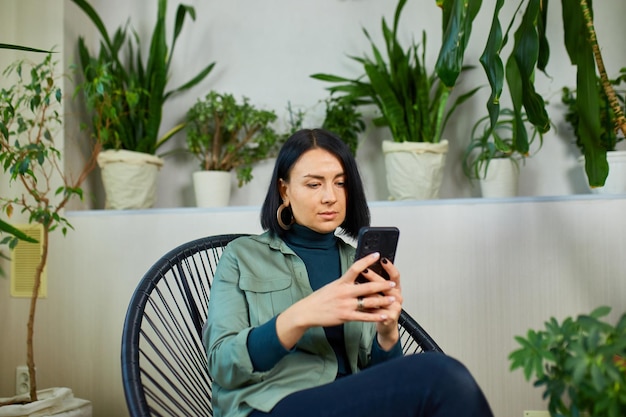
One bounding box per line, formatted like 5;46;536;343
260;128;370;239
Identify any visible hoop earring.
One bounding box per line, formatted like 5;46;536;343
277;202;295;230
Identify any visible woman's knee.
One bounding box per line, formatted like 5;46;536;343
403;353;479;390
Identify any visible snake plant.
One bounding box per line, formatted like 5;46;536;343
72;0;215;155
311;0;479;144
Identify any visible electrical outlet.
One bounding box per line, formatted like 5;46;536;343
524;412;550;417
16;365;30;395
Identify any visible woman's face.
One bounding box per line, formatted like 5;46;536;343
280;148;347;234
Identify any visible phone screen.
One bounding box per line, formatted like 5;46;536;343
354;226;399;283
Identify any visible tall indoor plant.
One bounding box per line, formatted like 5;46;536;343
71;0;215;209
0;45;49;273
311;0;479;200
434;0;626;188
0;54;98;410
185;91;281;207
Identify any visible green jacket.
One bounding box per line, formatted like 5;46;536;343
203;231;377;417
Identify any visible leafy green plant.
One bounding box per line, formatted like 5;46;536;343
321;95;366;156
72;0;215;155
509;306;626;417
185;91;281;186
280;101;307;141
311;0;479;144
463;108;544;180
561;68;626;156
435;0;626;187
0;43;54;267
0;54;98;404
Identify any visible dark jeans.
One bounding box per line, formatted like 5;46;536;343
249;352;493;417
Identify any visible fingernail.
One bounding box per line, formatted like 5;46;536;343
389;281;396;287
362;268;369;274
370;252;380;258
380;314;388;320
381;258;388;264
388;296;396;303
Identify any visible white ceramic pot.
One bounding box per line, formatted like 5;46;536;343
97;149;164;209
579;150;626;194
479;158;520;198
382;140;449;200
192;170;233;207
0;387;91;417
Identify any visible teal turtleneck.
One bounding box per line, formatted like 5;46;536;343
283;224;341;290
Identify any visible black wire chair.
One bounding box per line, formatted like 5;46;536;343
121;234;443;417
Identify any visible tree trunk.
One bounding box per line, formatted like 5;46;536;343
580;0;626;137
26;225;49;402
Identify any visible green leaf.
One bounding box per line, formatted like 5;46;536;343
0;220;38;243
589;306;611;320
479;0;505;130
435;0;483;87
0;43;52;54
510;0;550;133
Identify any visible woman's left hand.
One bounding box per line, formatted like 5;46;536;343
358;257;403;351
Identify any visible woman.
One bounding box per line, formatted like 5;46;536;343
203;129;493;417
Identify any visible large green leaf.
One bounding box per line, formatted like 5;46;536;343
576;33;607;186
506;53;529;154
511;0;550;133
479;0;505;131
0;220;38;243
0;44;51;54
435;0;482;87
561;0;607;186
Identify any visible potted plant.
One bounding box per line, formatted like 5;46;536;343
435;0;626;188
71;0;215;209
463;108;545;198
0;40;51;277
509;306;626;417
311;0;479;200
321;94;366;157
185;91;281;207
561;68;626;193
0;54;97;414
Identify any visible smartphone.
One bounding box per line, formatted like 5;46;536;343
354;226;400;283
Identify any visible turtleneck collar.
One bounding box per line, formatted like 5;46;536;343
284;223;337;250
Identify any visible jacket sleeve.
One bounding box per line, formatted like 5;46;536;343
203;246;264;389
370;336;403;365
247;316;291;371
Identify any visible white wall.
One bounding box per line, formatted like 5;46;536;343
1;196;625;417
62;0;626;209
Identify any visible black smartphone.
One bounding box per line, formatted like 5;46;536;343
354;226;400;283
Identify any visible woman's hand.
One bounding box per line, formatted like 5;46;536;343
275;252;399;349
367;256;402;351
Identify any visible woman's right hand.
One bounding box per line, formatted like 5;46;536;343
275;252;397;350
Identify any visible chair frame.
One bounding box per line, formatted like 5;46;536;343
121;234;442;417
